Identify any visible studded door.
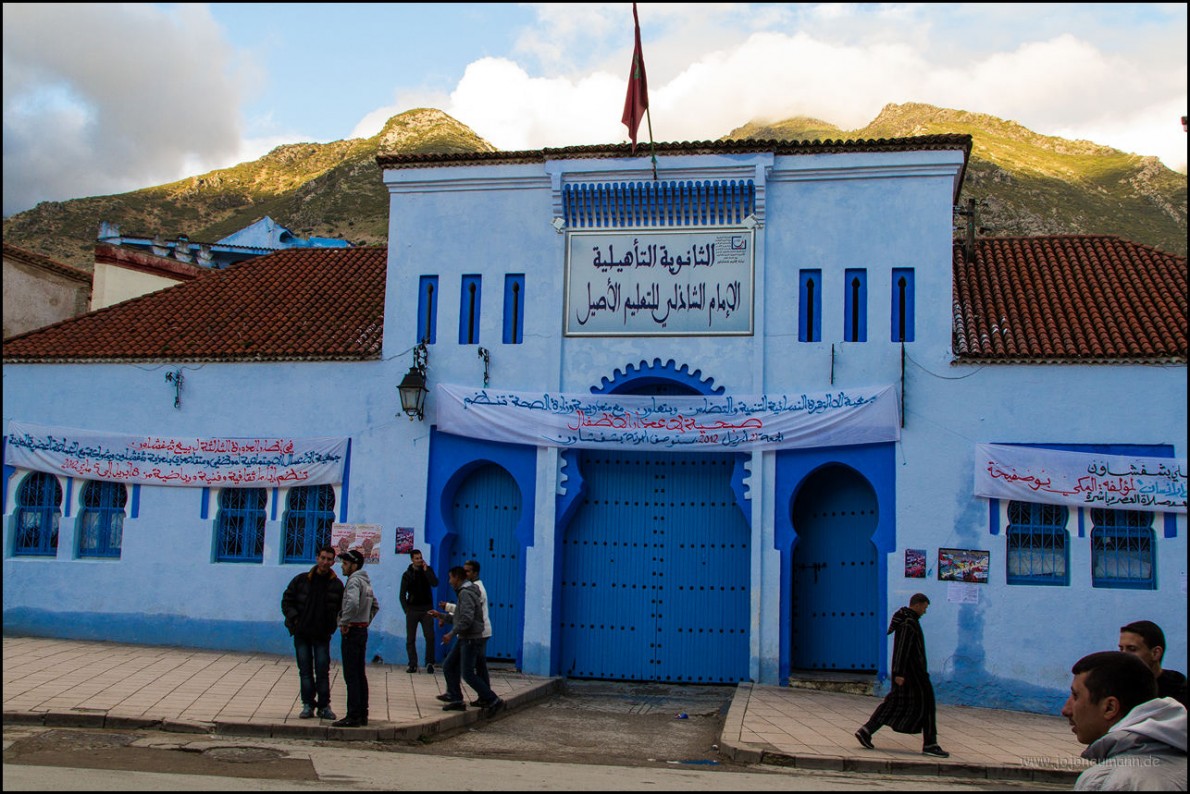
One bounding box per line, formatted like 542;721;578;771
559;449;749;682
790;465;879;672
450;463;524;660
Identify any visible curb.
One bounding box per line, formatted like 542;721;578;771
713;683;1081;785
3;678;563;745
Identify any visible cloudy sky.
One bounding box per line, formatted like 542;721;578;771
3;3;1186;217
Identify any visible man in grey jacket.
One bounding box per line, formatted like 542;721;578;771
1062;650;1187;791
333;549;379;728
430;566;503;716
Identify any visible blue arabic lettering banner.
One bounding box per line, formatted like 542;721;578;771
974;443;1187;514
436;384;901;452
4;421;348;487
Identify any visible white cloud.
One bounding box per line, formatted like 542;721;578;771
2;3;251;216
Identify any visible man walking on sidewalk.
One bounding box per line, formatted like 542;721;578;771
334;549;379;728
281;544;343;721
855;593;949;757
430;566;503;717
400;549;438;674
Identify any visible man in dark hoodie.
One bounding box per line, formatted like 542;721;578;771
400;549;438;674
855;593;949;757
1119;620;1188;708
281;545;344;721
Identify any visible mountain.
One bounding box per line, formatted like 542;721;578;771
1;108;495;268
727;103;1187;255
3;104;1185;269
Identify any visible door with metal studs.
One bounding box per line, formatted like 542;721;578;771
790;464;879;672
559;449;750;682
450;463;524;661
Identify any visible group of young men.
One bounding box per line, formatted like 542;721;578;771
855;594;1187;790
280;547;503;729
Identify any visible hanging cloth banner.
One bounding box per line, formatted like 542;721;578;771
974;443;1187;514
4;421;349;488
436;383;900;452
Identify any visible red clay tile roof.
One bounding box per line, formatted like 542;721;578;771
376;136;973;169
5;235;1183;365
2;247;386;363
95;242;209;280
953;236;1187;364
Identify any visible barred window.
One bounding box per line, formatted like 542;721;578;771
78;481;126;559
14;472;61;557
215;488;267;563
1091;509;1155;589
282;485;336;564
1006;501;1068;585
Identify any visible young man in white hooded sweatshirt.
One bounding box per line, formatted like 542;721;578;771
1062;650;1187;791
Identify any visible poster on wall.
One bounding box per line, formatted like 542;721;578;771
938;548;989;584
394;527;415;555
332;523;382;564
905;549;926;578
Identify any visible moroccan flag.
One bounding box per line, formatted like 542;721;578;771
621;2;648;153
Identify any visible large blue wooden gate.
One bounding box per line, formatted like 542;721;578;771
790;465;879;671
450;463;524;660
559;449;749;682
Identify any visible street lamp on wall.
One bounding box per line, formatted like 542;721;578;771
398;342;429;421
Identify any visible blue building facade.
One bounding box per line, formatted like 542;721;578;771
3;138;1185;713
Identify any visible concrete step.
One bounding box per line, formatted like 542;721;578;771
787;670;878;696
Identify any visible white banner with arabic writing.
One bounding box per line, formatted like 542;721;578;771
974;443;1187;514
565;228;754;336
5;421;349;488
436;384;900;452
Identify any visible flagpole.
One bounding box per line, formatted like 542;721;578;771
645;107;658;181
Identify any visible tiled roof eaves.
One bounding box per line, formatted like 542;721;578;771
2;247;387;363
3;242;92;282
1;353;381;365
376;135;974;169
952;354;1186;366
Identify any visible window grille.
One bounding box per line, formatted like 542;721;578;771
562;180;755;228
282;485;336;564
799;269;821;342
215;488;267;563
78;481;126;559
14;472;61;557
1005;501;1068;585
1091;509;1155;589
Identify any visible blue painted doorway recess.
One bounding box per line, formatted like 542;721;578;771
559;449;749;683
450;463;524;661
790;464;879;671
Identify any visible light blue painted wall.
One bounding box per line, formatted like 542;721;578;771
4;146;1185;713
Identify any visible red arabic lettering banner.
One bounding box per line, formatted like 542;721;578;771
436;383;901;452
974;443;1186;514
5;421;348;487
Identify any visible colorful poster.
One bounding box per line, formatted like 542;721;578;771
332;523;382;564
5;421;347;488
905;549;926;579
394;527;415;555
975;443;1186;514
938;548;989;584
437;383;900;453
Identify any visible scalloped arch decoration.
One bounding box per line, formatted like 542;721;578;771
591;358;724;396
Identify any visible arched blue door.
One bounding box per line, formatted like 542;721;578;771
559;449;749;682
450;463;524;660
790;464;879;671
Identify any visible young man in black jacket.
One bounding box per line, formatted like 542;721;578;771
281;545;344;720
399;549;439;673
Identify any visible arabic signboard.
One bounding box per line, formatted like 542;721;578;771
436;383;900;452
564;228;754;336
5;421;348;488
974;443;1187;514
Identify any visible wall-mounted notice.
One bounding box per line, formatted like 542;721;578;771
565;228;754;336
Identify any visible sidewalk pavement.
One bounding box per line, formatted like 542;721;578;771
3;636;1086;784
